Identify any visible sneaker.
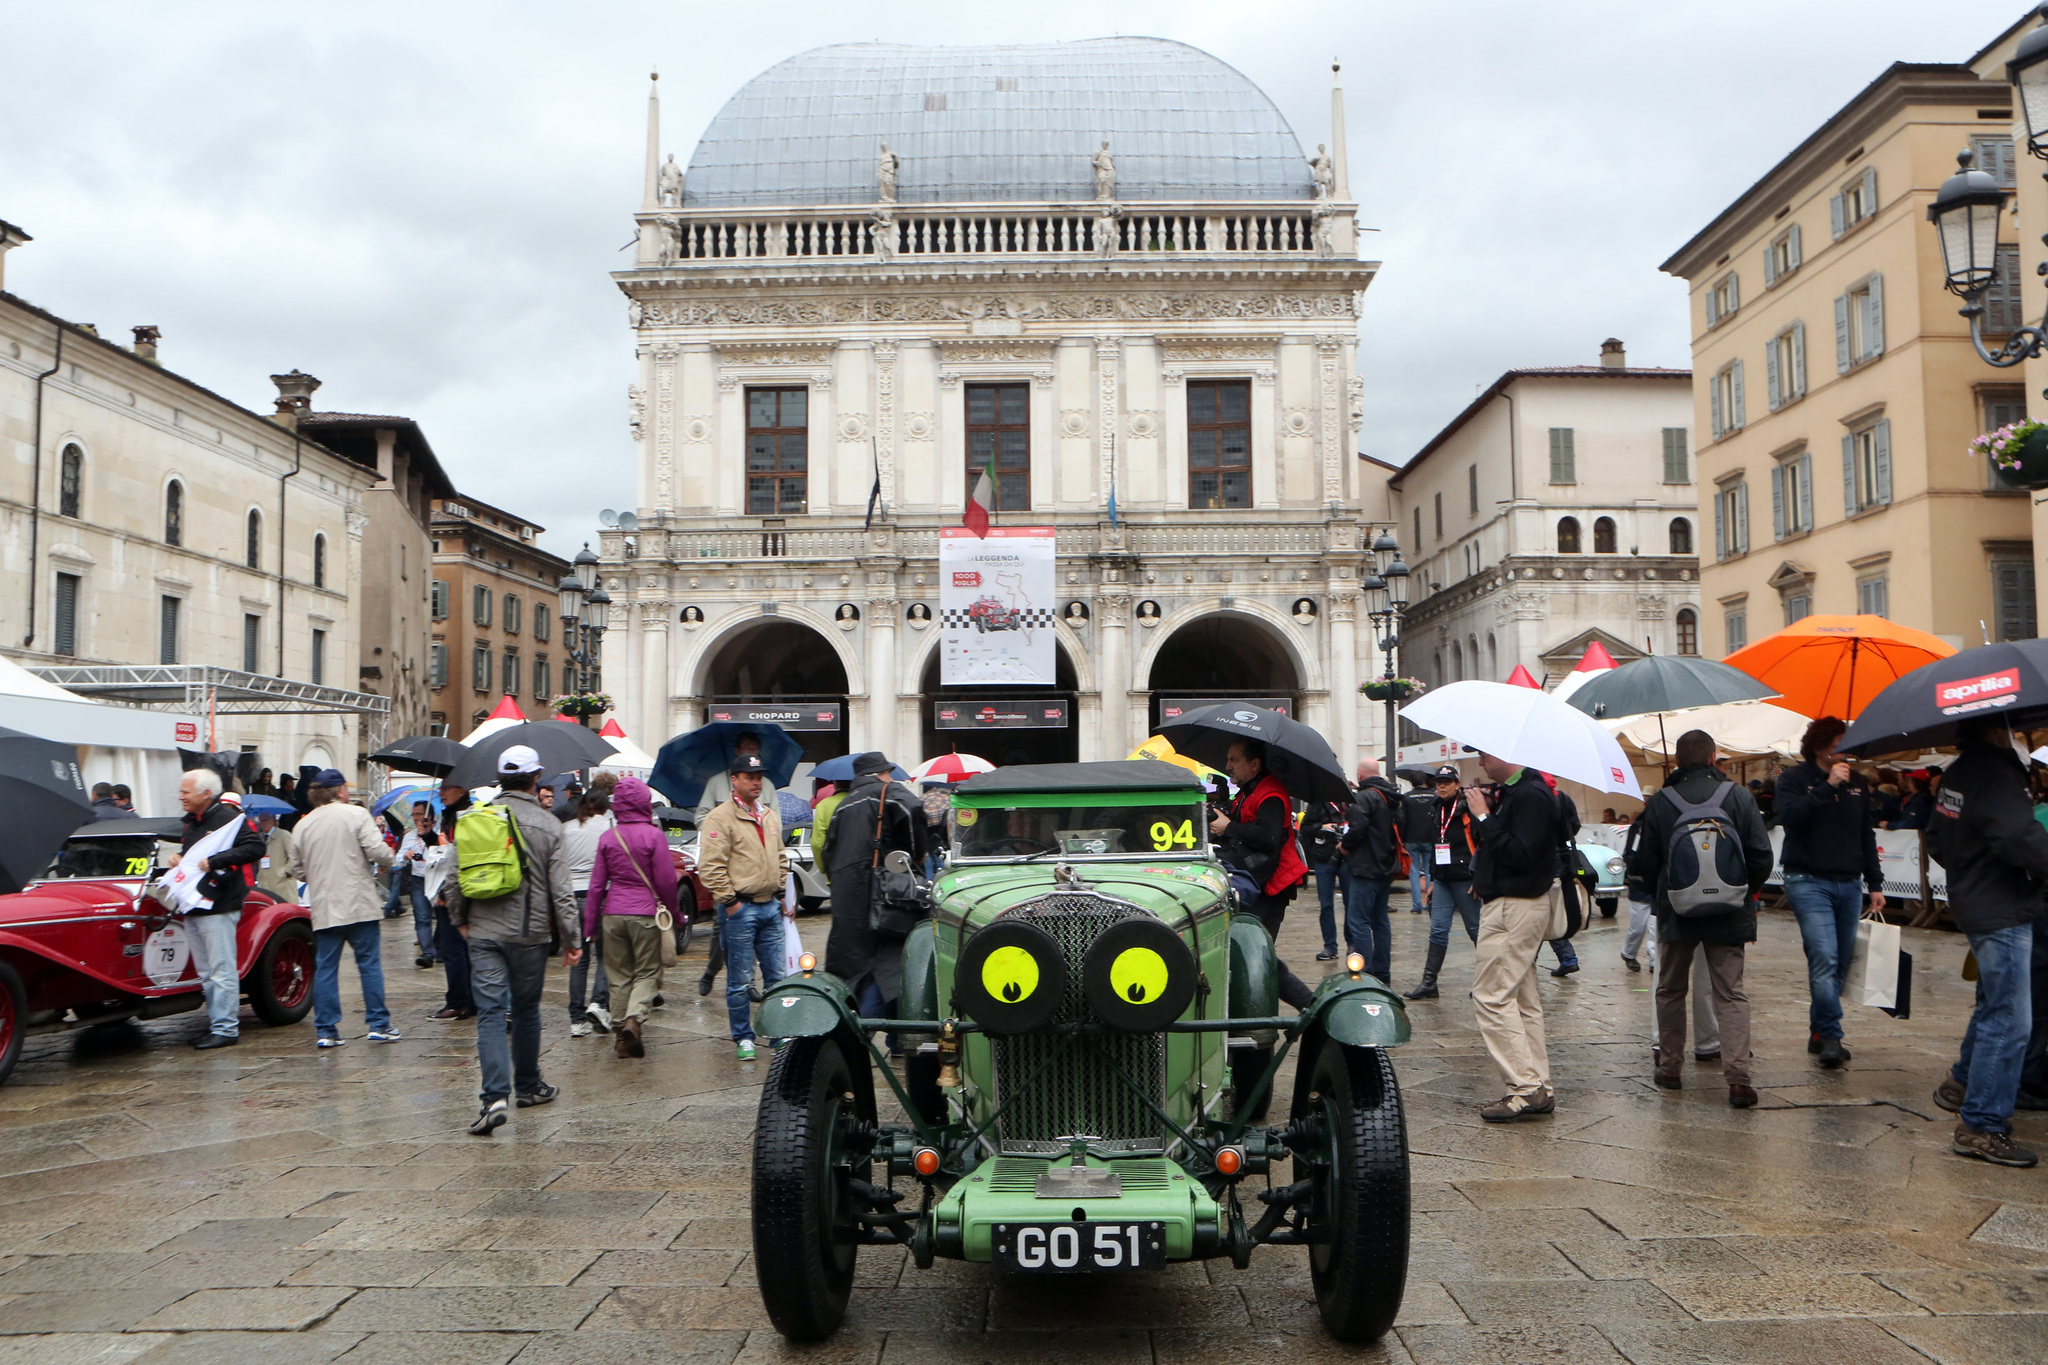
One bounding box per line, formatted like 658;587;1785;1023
316;1035;346;1049
697;975;714;997
1316;948;1339;961
586;1002;613;1034
736;1039;757;1061
430;1007;472;1021
367;1029;401;1044
1933;1076;1966;1112
1621;955;1640;973
569;1021;592;1038
1728;1084;1758;1109
1952;1122;2039;1168
468;1099;508;1136
1480;1088;1553;1122
516;1083;558;1108
1550;961;1580;978
1818;1038;1849;1069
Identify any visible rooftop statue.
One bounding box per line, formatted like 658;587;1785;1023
657;154;685;207
877;143;898;203
1093;140;1116;200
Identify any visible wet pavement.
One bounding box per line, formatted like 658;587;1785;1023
0;895;2042;1364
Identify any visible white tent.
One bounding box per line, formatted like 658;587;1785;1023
0;656;192;815
594;718;656;772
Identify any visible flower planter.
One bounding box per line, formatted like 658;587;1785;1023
1360;680;1416;703
1985;421;2048;490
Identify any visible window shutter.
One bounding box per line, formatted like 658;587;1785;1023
1834;295;1851;372
1714;490;1726;558
1771;464;1786;539
1705;290;1717;328
1866;275;1884;358
1874;419;1891;504
1731;360;1744;429
1766;337;1782;409
1735;483;1748;552
1861;167;1878;217
1791;321;1806;397
1549;428;1575;483
1830;193;1846;238
1729;274;1739;312
1764;245;1778;287
1788;223;1801;269
1710;377;1724;438
1663;428;1687;483
1797;454;1813;532
54;574;78;656
1842;434;1857;515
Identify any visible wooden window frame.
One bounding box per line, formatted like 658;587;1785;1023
745;386;809;516
1186;379;1252;510
965;382;1032;513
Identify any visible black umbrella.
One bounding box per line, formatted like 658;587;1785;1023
369;734;467;777
1395;764;1440;788
0;727;96;894
1154;704;1350;803
1563;656;1778;720
1840;639;2048;756
448;721;619;790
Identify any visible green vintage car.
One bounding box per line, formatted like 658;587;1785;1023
749;759;1412;1342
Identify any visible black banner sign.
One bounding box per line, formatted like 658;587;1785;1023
1157;696;1294;722
934;700;1071;730
704;702;844;732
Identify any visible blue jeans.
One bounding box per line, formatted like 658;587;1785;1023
722;899;788;1043
1343;873;1393;983
313;919;391;1039
1311;860;1341;953
469;938;549;1103
1405;844;1432;915
184;910;242;1037
567;891;610;1017
1549;937;1578;969
1785;874;1865;1040
392;869;432;956
1427;877;1480;949
1951;923;2035;1133
434;903;472;1012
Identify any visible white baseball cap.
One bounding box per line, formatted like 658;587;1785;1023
497;744;544;775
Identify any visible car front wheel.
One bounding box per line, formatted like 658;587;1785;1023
1296;1042;1409;1343
247;920;314;1026
753;1035;872;1340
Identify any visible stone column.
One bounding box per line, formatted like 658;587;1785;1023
1093;586;1132;759
1327;588;1360;772
865;590;899;761
639;602;669;747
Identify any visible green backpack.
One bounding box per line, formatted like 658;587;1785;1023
455;803;527;900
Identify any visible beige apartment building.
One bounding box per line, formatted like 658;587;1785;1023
428;497;572;736
1663;53;2036;655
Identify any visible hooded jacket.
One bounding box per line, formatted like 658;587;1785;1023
1927;738;2048;935
585;776;680;940
1339;775;1402;880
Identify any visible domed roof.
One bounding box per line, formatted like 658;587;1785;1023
682;38;1315;209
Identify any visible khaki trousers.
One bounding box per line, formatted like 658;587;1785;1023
1655;939;1751;1085
602;915;667;1023
1473;887;1557;1097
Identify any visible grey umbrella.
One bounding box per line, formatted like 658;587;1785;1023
1562;656;1777;721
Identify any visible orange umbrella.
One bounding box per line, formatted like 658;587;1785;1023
1723;615;1956;720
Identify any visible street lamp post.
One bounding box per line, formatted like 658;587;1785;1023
1361;530;1413;774
553;544;611;726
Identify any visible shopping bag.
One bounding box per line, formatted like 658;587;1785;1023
1881;950;1912;1020
780;913;806;978
1843;917;1902;1010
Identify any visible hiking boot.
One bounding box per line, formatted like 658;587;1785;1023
1934;1076;1965;1112
1952;1122;2039;1168
1621;955;1640;973
736;1039;757;1062
1653;1069;1682;1090
1480;1088;1553;1122
468;1099;508;1136
516;1083;558;1108
1550;961;1579;978
1728;1084;1758;1109
1817;1038;1849;1069
620;1017;646;1059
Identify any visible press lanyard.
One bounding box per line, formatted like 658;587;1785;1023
1435;803;1456;866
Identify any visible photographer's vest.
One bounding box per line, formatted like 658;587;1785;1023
1232;774;1308;897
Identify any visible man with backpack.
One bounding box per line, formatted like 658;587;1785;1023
1339;760;1402;983
447;745;583;1136
1625;730;1773;1108
1398;775;1440;915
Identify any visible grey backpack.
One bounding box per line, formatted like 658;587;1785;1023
1658;782;1748;918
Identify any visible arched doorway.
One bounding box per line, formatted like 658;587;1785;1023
1145;613;1303;731
918;644;1080;768
699;619;850;764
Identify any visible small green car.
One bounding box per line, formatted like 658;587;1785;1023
749;760;1412;1342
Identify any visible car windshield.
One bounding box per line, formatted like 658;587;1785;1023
952;792;1210;861
45;836;171;881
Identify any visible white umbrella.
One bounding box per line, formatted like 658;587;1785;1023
1602;699;1809;761
1400;680;1642;797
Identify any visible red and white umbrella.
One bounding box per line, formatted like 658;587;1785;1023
910;753;996;784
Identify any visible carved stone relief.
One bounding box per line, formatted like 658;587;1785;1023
1060;409;1090;437
632;292;1359;329
838;413;870;442
903;412;934;441
627;384;645;443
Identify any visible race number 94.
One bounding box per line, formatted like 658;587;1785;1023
1148;820;1197;852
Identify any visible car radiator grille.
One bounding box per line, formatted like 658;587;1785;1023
991;894;1169;1155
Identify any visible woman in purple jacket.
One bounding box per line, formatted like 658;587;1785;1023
585;776;680;1058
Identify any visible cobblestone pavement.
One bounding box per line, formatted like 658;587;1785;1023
0;895;2043;1365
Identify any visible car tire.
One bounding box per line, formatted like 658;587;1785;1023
0;960;24;1087
1229;1043;1275;1123
754;1035;870;1340
247;920;315;1027
1298;1042;1409;1343
1597;897;1618;919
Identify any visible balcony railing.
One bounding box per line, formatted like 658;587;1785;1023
621;518;1346;565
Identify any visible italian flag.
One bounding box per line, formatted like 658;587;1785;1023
964;463;992;538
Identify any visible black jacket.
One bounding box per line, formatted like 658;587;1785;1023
1339;776;1402;880
1473;769;1560;901
1926;740;2048;935
1894;791;1932;830
1627;764;1774;946
822;773;929;983
1422;792;1479;883
1398;788;1441;846
178;798;265;917
1775;760;1882;890
1299;800;1347;865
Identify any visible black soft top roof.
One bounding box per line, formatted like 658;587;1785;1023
954;760;1201;795
68;818;186;840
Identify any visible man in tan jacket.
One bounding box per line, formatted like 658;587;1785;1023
696;754;788;1060
291;770;397;1048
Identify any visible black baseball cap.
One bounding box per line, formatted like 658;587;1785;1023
1432;765;1460;783
728;754;767;776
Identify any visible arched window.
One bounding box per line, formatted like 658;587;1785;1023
1676;608;1700;656
1487;633;1499;678
1593;516;1617;554
245;509;262;569
1451;639;1464;681
1557;516;1580;553
59;445;82;518
164;480;183;546
1468;635;1480;679
313;533;327;589
1669;517;1693;555
1433;651;1443;685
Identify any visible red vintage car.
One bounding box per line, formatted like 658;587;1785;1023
966;595;1022;633
0;817;314;1084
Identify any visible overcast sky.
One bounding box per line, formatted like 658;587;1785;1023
3;0;2025;555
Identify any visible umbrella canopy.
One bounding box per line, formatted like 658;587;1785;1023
1154;704;1349;803
1126;736;1225;783
447;721;619;790
1564;655;1778;721
370;784;442;818
777;791;814;830
1839;638;2048;756
368;735;466;777
810;753;913;784
1602;699;1811;761
239;794;296;817
1400;681;1642;797
0;726;95;894
909;753;996;784
1725;614;1956;719
1395;764;1442;787
648;722;803;808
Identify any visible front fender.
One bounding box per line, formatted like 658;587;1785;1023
1226;913;1278;1018
899;918;940;1022
1303;974;1411;1048
756;969;861;1040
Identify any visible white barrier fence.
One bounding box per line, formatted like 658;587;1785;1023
1580;825;1946;903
